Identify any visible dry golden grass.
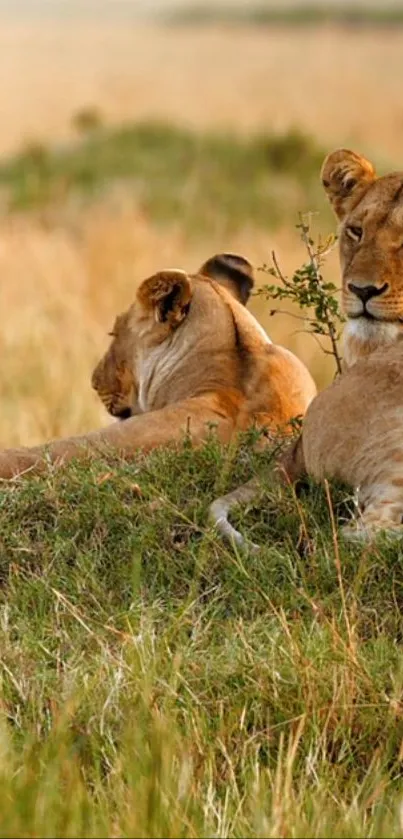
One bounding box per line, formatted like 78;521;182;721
0;20;395;446
1;22;403;161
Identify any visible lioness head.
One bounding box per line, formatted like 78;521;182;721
91;253;255;419
322;149;403;367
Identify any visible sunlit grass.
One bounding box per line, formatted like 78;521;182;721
0;13;401;836
1;436;403;837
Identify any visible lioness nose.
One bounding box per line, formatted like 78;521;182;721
114;407;132;420
348;282;389;303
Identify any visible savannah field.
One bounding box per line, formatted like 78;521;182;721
2;8;403;838
2;15;403;445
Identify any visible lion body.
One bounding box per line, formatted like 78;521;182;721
0;254;316;480
300;151;403;538
210;152;403;546
300;346;403;538
302;343;403;521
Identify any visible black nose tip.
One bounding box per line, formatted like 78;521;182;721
348;282;389;304
114;407;132;421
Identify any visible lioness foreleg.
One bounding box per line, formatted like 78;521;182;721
0;394;238;480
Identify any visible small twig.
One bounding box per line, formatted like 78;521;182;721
258;214;344;377
299;218;343;375
268;309;312;323
304;329;337;358
271;250;294;290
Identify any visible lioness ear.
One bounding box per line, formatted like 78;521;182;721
199;253;254;305
137;270;192;327
321;149;376;220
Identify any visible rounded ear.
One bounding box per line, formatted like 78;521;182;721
198;252;254;305
137;270;192;327
321;149;376;220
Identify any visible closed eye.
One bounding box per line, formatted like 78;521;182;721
345;225;363;243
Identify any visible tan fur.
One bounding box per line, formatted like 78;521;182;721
211;151;403;546
0;254;316;480
301;149;403;539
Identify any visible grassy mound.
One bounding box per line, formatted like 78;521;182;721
1;434;403;836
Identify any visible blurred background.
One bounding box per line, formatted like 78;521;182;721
0;0;402;445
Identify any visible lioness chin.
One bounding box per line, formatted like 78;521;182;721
0;253;316;480
211;150;403;547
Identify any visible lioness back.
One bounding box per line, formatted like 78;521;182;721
92;257;316;431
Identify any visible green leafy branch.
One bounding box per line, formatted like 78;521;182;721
257;214;344;375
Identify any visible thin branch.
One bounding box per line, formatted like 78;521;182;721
271;250;294;290
259;215;343;377
268;309;311;323
298;217;343;375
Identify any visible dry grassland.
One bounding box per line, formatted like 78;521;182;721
0;21;399;446
1;23;403;158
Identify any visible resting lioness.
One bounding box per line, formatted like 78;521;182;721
210;150;403;545
0;253;316;479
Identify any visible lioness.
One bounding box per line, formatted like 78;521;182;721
210;150;403;545
0;253;316;479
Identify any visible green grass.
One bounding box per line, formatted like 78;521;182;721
168;4;403;28
0;122;329;234
1;432;403;836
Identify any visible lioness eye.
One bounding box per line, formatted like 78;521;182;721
345;225;362;242
108;331;116;338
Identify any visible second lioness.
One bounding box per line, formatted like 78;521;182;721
211;150;403;546
0;253;316;479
